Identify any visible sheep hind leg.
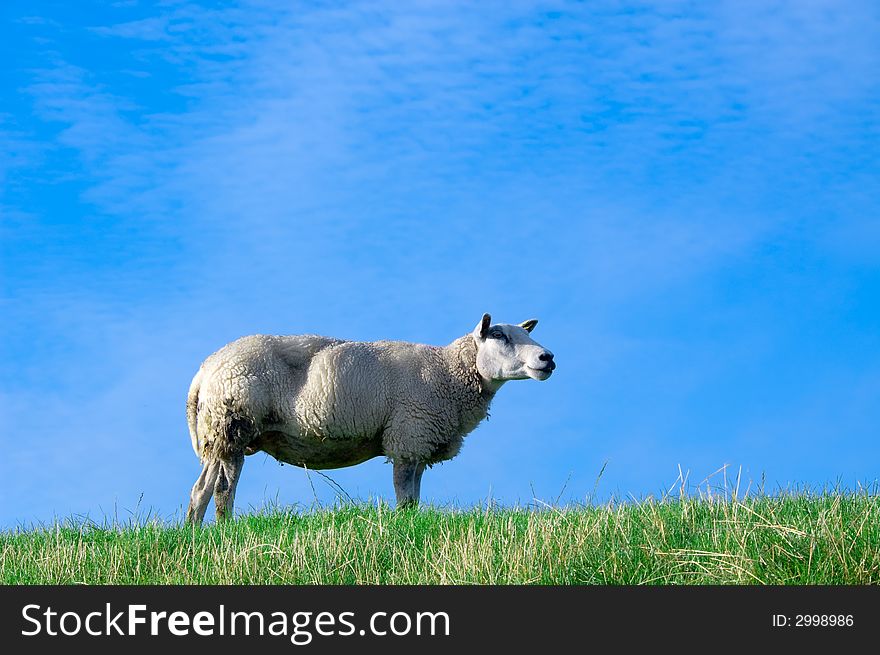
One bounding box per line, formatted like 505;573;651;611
214;451;245;521
393;459;426;510
186;458;221;525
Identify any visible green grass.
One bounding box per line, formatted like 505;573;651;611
3;492;879;584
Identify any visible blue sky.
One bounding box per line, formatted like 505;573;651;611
1;0;878;528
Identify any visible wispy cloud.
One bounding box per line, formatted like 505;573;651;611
2;0;878;525
18;1;878;254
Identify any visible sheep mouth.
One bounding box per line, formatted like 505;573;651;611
527;366;555;380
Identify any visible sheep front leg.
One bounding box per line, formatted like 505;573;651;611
393;459;426;509
214;452;245;521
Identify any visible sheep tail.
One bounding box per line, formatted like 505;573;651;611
186;370;204;462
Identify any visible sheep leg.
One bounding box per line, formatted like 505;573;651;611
214;452;245;521
186;459;221;525
393;459;426;509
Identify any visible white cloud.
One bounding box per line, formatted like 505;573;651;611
3;0;878;524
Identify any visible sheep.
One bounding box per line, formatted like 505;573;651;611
184;313;556;523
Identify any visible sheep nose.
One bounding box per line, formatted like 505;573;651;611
539;351;554;362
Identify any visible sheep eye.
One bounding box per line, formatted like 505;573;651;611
490;331;506;340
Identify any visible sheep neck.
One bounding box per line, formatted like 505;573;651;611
443;335;504;402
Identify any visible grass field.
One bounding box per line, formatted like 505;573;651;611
3;489;879;585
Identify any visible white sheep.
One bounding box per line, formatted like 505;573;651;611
185;313;556;522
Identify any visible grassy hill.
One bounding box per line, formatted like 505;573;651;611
2;492;879;584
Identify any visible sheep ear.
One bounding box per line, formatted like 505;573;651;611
474;313;491;340
520;318;538;333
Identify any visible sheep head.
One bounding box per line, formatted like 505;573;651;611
471;313;556;383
